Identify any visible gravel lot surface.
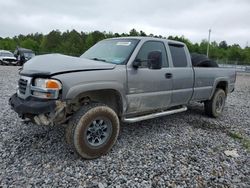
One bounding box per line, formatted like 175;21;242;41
0;66;249;188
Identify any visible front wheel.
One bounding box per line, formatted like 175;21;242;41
204;89;226;117
66;103;120;159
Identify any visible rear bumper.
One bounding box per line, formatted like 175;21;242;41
9;93;56;116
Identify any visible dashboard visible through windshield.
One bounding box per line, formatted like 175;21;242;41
80;39;139;64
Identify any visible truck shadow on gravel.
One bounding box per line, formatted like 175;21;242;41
119;106;228;139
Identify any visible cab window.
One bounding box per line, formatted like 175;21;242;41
169;44;188;67
136;41;169;68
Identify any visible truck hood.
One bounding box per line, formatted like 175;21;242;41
20;54;116;77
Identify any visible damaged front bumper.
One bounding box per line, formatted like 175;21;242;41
9;93;56;115
9;93;66;126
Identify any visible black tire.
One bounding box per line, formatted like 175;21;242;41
191;53;218;67
66;103;120;159
191;53;209;66
204;89;226;117
198;60;218;67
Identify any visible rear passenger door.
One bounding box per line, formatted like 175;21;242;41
168;43;194;106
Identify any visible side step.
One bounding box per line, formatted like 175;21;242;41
122;106;187;123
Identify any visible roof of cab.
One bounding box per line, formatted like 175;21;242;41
106;36;185;46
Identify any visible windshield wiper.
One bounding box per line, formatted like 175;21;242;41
91;57;107;62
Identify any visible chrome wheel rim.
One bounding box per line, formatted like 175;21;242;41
215;95;224;113
85;117;112;147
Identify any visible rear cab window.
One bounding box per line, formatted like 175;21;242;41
169;44;188;67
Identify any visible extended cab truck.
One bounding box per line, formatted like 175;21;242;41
9;37;236;159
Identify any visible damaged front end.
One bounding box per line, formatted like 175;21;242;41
9;75;70;126
9;94;68;126
33;100;67;126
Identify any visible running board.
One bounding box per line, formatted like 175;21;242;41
123;106;187;123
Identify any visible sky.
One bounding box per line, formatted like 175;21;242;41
0;0;249;47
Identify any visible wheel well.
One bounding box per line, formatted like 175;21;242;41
71;89;123;117
216;81;228;93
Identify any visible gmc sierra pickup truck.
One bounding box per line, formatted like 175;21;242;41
9;37;236;159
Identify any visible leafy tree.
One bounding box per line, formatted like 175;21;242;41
0;38;16;51
227;44;243;61
40;30;62;53
0;29;249;65
129;29;139;36
85;31;106;51
199;39;208;54
60;30;84;56
219;41;228;49
139;30;147;36
20;38;39;52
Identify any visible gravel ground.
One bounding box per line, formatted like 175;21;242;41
0;66;249;188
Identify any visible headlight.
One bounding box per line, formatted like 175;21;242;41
31;78;62;99
34;78;62;89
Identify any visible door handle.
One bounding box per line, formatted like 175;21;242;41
165;73;172;79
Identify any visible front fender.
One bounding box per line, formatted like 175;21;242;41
66;81;127;112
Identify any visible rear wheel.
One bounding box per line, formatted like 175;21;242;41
66;103;120;159
204;89;226;117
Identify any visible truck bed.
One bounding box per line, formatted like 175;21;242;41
191;67;236;101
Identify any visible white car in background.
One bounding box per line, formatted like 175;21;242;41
0;50;17;66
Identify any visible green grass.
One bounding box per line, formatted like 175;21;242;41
242;139;250;152
228;131;250;152
228;132;243;140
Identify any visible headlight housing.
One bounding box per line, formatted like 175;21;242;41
31;78;62;99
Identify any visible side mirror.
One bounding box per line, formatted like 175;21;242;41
147;51;162;69
132;59;142;69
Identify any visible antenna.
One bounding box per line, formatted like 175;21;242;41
206;29;211;57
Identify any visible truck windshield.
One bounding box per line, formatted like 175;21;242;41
24;52;35;59
80;39;139;64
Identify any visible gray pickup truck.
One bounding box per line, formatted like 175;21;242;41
9;37;236;159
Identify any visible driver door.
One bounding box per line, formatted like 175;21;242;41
126;41;173;114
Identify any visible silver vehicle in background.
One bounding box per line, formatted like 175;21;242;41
9;37;236;159
0;50;17;66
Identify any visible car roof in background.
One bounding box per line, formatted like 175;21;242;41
16;48;34;53
0;50;13;54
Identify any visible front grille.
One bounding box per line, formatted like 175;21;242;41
18;79;28;94
3;59;14;62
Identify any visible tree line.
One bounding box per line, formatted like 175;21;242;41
0;28;249;65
